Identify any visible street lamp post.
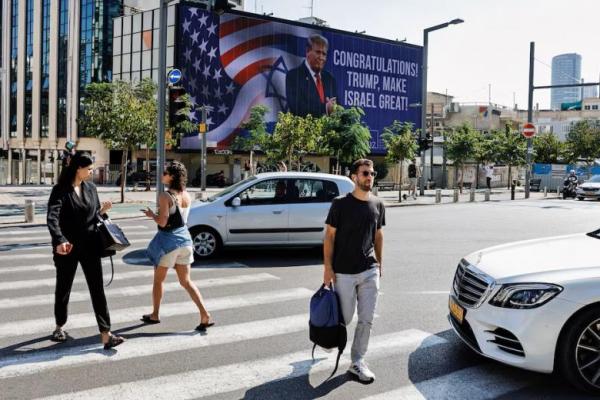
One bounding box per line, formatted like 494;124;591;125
420;18;464;195
156;0;169;202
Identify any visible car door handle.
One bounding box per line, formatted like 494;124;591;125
272;210;283;214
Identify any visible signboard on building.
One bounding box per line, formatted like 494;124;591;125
176;5;423;154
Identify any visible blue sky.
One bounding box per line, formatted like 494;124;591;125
251;0;600;109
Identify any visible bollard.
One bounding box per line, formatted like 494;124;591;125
485;189;490;201
25;200;35;223
544;187;547;198
453;188;459;203
435;189;441;203
469;187;475;202
557;187;560;197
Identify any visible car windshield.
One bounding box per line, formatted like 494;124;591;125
206;176;258;202
587;175;600;183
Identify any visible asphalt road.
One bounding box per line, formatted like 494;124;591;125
1;198;600;399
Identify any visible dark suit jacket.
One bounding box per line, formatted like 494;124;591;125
285;62;337;117
47;181;103;251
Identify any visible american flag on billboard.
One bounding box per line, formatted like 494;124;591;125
179;6;318;149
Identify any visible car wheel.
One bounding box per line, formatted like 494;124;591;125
557;306;600;394
190;226;222;259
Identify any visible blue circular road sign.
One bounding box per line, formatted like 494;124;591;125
167;69;182;85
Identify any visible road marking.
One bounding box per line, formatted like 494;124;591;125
0;239;149;252
360;365;532;400
0;288;313;339
0;313;307;379
0;273;279;310
0;269;158;291
405;291;450;295
0;226;152;236
33;330;447;400
0;231;155;243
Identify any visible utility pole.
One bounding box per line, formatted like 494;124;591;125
200;107;208;193
156;0;168;202
430;102;434;186
525;42;534;199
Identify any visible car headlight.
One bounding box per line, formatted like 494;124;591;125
489;284;562;309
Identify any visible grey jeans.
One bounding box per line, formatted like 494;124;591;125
335;267;380;364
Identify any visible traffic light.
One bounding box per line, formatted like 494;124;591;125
418;133;433;152
168;86;187;129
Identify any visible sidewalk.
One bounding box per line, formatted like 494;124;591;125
0;184;556;226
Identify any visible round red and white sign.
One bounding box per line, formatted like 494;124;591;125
522;123;536;138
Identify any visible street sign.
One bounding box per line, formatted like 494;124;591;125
167;69;182;85
198;123;207;133
522;122;536;138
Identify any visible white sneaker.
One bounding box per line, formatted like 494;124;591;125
348;361;376;382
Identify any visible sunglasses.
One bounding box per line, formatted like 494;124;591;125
360;171;377;177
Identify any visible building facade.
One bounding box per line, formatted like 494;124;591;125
551;53;582;110
0;0;124;185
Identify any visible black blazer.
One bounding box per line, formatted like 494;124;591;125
285;62;337;117
47;181;103;250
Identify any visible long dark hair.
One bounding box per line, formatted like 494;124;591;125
56;152;93;191
165;161;187;192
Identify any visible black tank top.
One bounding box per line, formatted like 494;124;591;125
157;191;185;231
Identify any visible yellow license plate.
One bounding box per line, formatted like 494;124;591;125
449;297;465;324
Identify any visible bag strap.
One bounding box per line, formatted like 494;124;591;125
105;256;114;287
311;343;317;361
328;349;343;379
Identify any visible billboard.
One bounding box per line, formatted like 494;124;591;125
177;5;423;154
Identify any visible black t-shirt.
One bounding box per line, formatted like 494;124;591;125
325;193;385;274
408;164;417;178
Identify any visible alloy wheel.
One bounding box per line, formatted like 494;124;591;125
576;318;600;388
193;231;217;257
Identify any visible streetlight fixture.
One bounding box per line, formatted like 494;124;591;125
419;18;464;195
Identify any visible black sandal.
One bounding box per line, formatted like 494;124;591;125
51;328;67;342
141;314;160;324
103;334;125;350
195;321;215;332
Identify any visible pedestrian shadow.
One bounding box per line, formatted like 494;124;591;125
0;242;51;252
240;357;352;399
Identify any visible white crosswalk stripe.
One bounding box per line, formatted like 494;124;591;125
33;330;448;400
0;226;151;236
0;313;307;379
360;365;532;400
0;238;149;251
0;272;279;310
0;269;157;291
0;231;154;243
0;288;313;339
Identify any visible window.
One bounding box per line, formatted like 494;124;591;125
585;105;591;110
132;32;141;52
237;179;288;206
132;13;142;33
291;179;339;203
593;105;599;110
143;11;153;31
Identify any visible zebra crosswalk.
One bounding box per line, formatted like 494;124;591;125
0;219;555;399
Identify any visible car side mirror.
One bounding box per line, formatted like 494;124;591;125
231;197;241;207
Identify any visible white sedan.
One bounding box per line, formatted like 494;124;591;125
448;231;600;394
186;172;354;258
577;175;600;200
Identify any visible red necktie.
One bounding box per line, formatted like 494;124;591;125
315;74;325;103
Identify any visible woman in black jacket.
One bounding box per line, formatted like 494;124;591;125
47;153;125;349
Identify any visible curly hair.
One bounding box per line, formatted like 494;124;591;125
165;161;188;192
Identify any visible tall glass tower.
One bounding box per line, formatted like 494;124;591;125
551;53;582;110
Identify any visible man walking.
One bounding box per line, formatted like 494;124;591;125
408;160;418;199
323;159;385;383
484;164;494;189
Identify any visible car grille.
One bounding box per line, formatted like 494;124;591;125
486;328;525;357
452;260;493;308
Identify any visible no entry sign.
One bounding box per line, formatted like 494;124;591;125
522;123;536;138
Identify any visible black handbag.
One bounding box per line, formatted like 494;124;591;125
96;214;130;286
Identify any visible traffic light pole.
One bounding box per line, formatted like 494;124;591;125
201;108;208;193
156;0;168;201
525;42;534;199
429;102;434;187
419;30;428;196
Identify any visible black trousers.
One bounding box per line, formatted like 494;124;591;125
486;177;492;189
53;248;111;332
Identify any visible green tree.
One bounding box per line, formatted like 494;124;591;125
271;112;323;170
445;123;479;191
496;126;527;188
533;132;562;164
322;107;372;174
382;121;418;202
80;79;158;203
565;120;600;166
232;105;272;174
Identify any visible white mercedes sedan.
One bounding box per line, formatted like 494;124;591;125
448;230;600;394
186;172;354;258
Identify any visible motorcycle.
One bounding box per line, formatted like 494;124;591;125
563;176;578;199
192;170;228;188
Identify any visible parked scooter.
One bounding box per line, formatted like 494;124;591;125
563;172;578;199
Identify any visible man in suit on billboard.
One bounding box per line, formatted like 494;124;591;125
286;34;338;117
